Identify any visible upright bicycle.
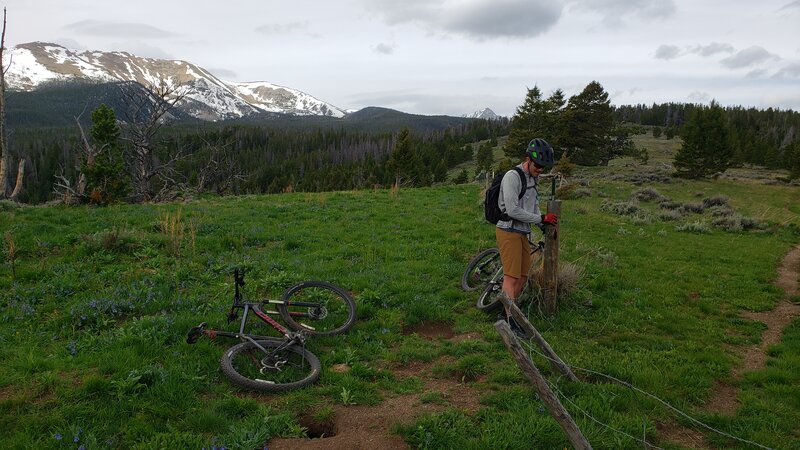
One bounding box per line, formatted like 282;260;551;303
187;269;356;392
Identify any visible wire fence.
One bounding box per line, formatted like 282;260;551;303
516;337;775;450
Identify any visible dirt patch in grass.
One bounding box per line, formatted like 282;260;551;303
447;331;483;343
269;357;482;450
402;321;455;340
657;421;711;450
706;245;800;415
0;384;16;402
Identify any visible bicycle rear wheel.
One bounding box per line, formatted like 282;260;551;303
278;281;356;336
461;248;501;291
476;269;505;313
220;339;321;392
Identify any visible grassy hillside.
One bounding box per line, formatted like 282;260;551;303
1;150;799;448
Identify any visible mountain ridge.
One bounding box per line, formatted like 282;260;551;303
4;41;347;121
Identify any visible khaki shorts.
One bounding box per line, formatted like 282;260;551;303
495;227;532;279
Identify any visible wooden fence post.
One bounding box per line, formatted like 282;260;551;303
498;294;579;382
495;320;592;450
543;199;562;315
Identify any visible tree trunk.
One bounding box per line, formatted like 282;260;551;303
0;157;7;198
0;8;8;199
9;158;24;201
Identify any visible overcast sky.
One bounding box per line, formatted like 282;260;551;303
4;0;800;116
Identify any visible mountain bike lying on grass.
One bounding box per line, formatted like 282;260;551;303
475;238;545;313
187;269;356;392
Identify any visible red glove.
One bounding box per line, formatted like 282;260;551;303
542;213;559;225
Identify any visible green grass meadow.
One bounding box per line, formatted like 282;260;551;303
1;138;800;448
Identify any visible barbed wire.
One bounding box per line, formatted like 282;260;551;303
517;338;775;450
545;375;664;450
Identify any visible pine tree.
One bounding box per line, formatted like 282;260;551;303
652;126;662;138
386;128;419;185
82;104;128;203
562;81;615;165
674;101;732;178
476;142;494;174
503;86;547;159
452;168;469;184
785;141;800;179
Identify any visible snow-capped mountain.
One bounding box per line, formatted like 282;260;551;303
3;42;347;121
464;107;500;120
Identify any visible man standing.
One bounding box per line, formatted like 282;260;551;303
496;138;558;329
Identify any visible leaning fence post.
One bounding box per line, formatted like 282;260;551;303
495;320;592;450
498;294;579;382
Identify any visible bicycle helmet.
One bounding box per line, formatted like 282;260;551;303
526;138;554;167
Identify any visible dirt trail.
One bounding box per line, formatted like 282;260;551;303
705;245;800;415
660;245;800;448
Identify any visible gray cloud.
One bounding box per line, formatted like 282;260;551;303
690;42;735;57
773;63;800;78
654;44;681;60
64;20;176;38
444;0;562;39
688;91;711;103
373;43;395;55
207;67;238;79
746;68;768;78
255;21;311;35
109;41;174;59
720;46;780;69
361;0;442;26
572;0;677;26
361;0;562;40
778;0;800;11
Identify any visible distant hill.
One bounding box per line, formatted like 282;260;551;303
6;83;481;135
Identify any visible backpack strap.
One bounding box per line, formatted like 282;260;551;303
512;166;527;199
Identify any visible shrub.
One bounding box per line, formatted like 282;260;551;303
553;154;577;177
709;205;736;217
680;202;705;214
659;200;682;210
702;195;730;208
658;210;683;221
712;215;743;232
557;184;591;200
632;187;665;202
528;261;584;301
600;199;642;216
676;221;710;233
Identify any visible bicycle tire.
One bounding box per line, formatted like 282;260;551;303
476;269;505;313
220;339;321;392
461;248;501;291
277;281;356;336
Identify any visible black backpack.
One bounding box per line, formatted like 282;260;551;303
484;167;526;224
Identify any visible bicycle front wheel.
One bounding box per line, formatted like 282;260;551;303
220;339;321;392
461;248;501;291
278;281;356;336
476;269;505;313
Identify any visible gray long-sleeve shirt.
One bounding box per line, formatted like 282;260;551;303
496;164;542;234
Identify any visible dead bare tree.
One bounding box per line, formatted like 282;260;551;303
194;135;247;195
0;8;25;202
0;8;7;198
119;80;188;202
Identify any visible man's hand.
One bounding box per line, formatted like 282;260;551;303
542;213;559;225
